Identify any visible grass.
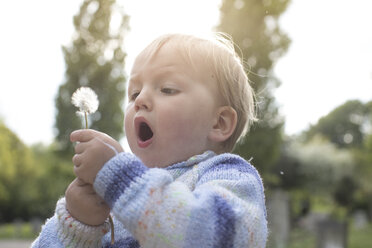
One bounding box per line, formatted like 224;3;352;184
287;227;315;248
348;222;372;248
286;222;372;248
0;222;38;240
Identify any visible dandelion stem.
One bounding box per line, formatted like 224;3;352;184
83;110;115;244
72;87;114;244
109;215;115;244
84;112;88;129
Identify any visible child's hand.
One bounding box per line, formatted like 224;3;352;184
70;129;124;184
65;178;110;226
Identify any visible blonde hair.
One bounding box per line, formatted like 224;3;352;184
138;33;256;152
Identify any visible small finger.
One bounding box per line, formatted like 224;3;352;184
73;164;81;178
72;154;82;167
74;142;88;154
74;167;93;185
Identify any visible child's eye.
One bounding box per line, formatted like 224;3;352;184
161;88;178;95
130;92;140;101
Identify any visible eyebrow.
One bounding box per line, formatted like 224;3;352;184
128;75;140;86
129;65;186;84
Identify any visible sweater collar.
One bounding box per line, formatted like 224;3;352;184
166;150;216;170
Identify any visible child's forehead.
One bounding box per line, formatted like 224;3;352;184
137;41;187;64
129;64;185;85
136;38;208;68
130;43;204;79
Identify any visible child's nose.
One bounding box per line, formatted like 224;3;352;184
134;90;152;111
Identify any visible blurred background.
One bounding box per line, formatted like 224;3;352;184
0;0;371;247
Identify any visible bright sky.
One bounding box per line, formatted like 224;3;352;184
0;0;371;145
275;0;372;135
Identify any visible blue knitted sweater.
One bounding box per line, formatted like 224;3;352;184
32;151;267;247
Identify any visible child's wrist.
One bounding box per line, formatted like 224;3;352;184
56;198;110;247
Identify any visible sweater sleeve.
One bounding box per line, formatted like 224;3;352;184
94;152;267;248
32;198;111;248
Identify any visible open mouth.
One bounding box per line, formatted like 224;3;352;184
138;122;153;142
134;117;154;148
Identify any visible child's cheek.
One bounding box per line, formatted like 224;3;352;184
124;110;136;145
161;115;197;144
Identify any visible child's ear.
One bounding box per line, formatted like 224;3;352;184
208;106;237;143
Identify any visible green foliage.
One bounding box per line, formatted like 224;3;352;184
55;0;129;155
352;133;372;213
0;121;74;221
354;133;372;191
217;0;291;178
348;222;372;248
287;223;372;248
0;222;36;239
333;176;358;209
301;99;372;213
279;136;361;213
286;136;355;190
287;227;315;248
271;139;307;189
29;144;75;219
0;122;39;222
305;100;369;148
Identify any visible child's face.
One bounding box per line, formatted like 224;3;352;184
125;43;222;167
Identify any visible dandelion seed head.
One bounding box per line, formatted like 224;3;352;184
71;87;99;114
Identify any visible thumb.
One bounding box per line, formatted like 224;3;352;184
70;129;98;143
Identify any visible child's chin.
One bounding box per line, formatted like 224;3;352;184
135;153;156;167
143;156;171;168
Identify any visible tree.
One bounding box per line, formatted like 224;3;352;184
0;121;39;221
217;0;291;181
353;132;372;214
30;143;75;219
0;121;75;221
296;99;372;215
305;100;369;148
285;136;355;192
55;0;129;155
279;135;358;216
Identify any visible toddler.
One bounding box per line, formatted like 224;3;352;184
32;33;267;248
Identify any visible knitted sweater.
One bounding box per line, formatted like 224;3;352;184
32;151;267;248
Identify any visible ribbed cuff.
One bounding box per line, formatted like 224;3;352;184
55;198;110;248
94;152;148;207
